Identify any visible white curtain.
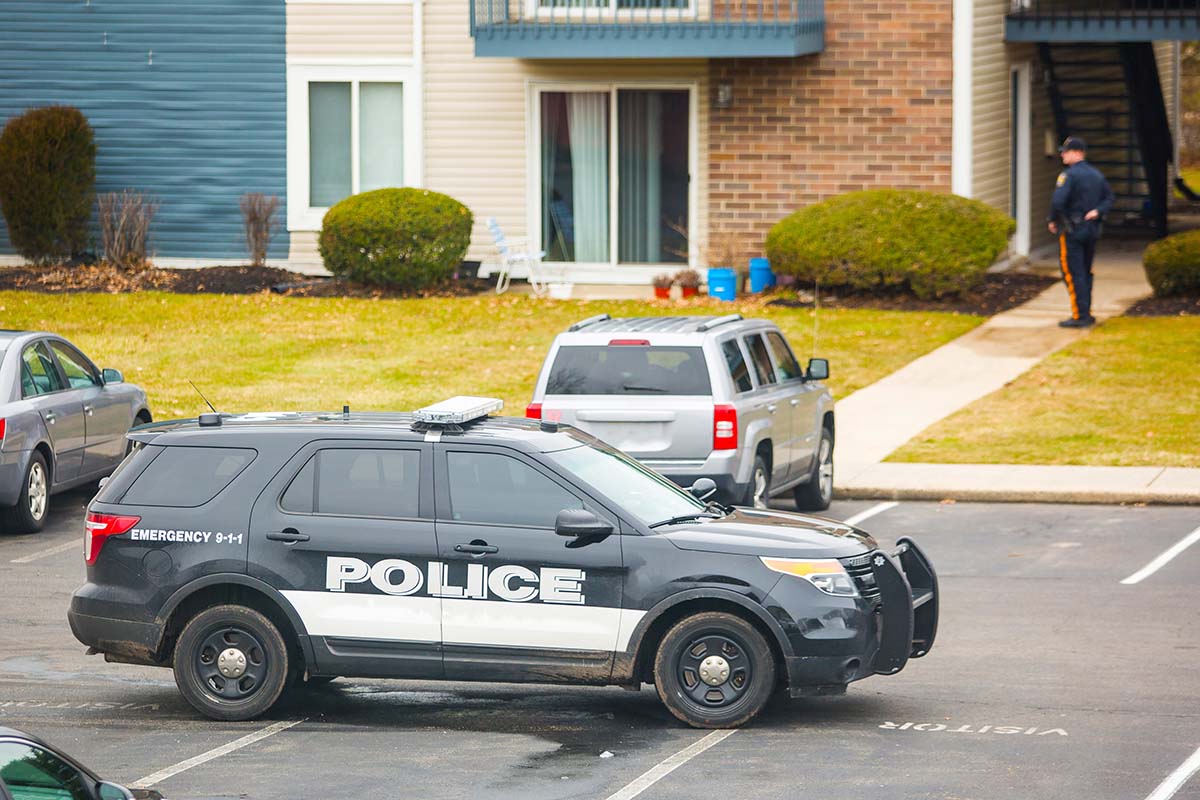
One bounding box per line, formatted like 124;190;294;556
618;91;663;263
567;93;609;263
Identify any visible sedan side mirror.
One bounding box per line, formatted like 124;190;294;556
688;478;717;501
102;368;124;385
806;358;829;382
555;509;613;539
96;782;136;800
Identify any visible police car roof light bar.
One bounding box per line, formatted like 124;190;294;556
567;313;611;332
413;396;504;426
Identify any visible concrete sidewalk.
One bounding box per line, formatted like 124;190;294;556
832;242;1199;504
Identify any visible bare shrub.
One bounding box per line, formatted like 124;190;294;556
98;190;158;270
240;193;280;266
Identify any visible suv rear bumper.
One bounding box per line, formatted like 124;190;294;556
68;604;164;666
641;452;749;503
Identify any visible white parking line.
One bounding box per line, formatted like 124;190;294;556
605;730;738;800
1120;524;1200;585
1145;744;1200;800
9;539;80;564
132;718;305;788
842;501;899;528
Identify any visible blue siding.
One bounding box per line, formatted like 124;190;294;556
0;0;286;260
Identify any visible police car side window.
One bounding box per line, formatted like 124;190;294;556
305;448;420;519
446;451;582;528
280;456;316;513
121;446;256;507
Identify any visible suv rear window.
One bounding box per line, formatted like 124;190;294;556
119;446;256;507
546;346;712;395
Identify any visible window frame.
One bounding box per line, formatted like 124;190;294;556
277;445;424;522
20;341;67;398
286;63;423;232
743;333;778;388
0;739;91;800
47;341;101;390
117;445;258;508
764;330;803;383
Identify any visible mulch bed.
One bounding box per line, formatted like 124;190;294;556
1123;294;1200;317
764;272;1060;315
0;263;490;298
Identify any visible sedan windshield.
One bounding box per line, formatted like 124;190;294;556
547;442;706;527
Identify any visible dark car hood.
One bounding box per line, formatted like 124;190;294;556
657;508;877;559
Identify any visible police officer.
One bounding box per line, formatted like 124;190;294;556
1048;136;1114;328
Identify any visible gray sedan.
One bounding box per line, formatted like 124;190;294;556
0;331;151;534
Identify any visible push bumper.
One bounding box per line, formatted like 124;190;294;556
871;536;939;675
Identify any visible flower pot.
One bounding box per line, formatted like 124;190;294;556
681;286;698;298
654;286;671;299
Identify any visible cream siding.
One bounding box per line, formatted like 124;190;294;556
971;0;1010;212
286;3;414;59
1154;41;1180;182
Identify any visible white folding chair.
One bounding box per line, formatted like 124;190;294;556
486;217;547;296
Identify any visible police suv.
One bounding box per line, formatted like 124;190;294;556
69;397;938;728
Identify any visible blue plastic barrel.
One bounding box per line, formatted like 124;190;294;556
749;257;775;293
707;268;737;302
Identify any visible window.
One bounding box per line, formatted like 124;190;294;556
547;442;703;527
546;346;711;395
49;342;100;390
765;332;802;381
21;343;64;397
0;741;89;800
721;340;753;393
446;451;582;528
745;334;777;386
287;65;421;231
287;448;420;519
539;87;691;266
121;446;256;507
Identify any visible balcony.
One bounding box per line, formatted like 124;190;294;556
1006;0;1200;42
469;0;824;58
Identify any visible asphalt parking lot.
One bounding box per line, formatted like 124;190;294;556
2;487;1198;799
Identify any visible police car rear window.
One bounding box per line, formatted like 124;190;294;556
119;446;256;508
281;448;420;519
546;346;711;395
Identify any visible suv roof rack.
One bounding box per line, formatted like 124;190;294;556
411;396;503;434
567;313;612;332
696;314;743;332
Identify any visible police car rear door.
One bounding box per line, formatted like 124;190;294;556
433;443;625;683
247;439;442;679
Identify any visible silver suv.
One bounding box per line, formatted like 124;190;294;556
528;314;835;510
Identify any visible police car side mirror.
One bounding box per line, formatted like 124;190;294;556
688;478;717;501
102;368;124;385
555;509;613;539
805;358;829;382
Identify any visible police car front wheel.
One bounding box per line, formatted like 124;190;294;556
653;612;776;729
173;605;290;722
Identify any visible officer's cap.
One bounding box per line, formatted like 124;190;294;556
1058;136;1088;153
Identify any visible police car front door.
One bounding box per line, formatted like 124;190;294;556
433;445;626;683
247;441;442;679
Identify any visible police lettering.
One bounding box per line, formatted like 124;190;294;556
325;556;586;605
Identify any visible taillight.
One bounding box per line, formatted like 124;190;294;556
0;418;6;444
84;512;140;565
525;403;542;420
713;405;738;451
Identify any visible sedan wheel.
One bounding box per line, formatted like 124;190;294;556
1;451;49;534
27;461;47;522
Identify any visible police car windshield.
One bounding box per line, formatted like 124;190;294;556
547;443;706;527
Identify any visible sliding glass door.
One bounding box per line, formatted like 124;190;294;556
539;87;690;267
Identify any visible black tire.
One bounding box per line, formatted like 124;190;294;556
173;605;290;722
1;451;49;535
793;426;834;512
653;612;776;729
743;455;770;509
126;412;151;456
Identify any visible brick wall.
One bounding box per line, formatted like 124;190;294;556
708;0;954;261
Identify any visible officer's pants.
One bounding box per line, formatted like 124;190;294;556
1058;223;1099;320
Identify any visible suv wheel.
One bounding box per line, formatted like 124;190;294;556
744;456;770;510
2;452;49;535
173;605;289;721
793;426;833;511
653;612;776;728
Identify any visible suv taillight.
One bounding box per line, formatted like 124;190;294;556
713;405;737;451
525;403;542;420
84;512;140;565
0;418;6;445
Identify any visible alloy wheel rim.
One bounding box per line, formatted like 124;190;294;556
753;467;768;509
817;438;833;501
28;463;47;520
676;633;752;710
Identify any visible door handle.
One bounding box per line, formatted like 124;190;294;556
83;404;94;416
454;542;499;555
790;398;801;406
45;411;56;424
767;404;777;413
266;528;310;543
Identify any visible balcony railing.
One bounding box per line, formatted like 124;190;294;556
1006;0;1200;41
470;0;825;58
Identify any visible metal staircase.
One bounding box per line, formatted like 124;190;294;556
1038;42;1172;236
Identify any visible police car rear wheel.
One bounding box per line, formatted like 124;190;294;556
653;612;775;728
174;605;289;721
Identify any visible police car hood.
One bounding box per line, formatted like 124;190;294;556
658;508;877;559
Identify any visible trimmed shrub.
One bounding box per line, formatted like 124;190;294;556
1143;229;1200;297
319;188;473;289
98;190;158;269
0;106;96;264
765;189;1015;299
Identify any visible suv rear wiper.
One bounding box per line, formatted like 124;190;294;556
621;384;669;393
649;503;728;529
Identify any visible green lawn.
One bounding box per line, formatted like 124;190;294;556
6;291;981;419
890;316;1200;467
1177;166;1200;198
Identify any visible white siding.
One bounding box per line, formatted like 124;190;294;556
287;3;415;59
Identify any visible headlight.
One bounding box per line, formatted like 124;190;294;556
760;557;859;598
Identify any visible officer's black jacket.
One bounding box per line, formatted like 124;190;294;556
1049;160;1114;223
